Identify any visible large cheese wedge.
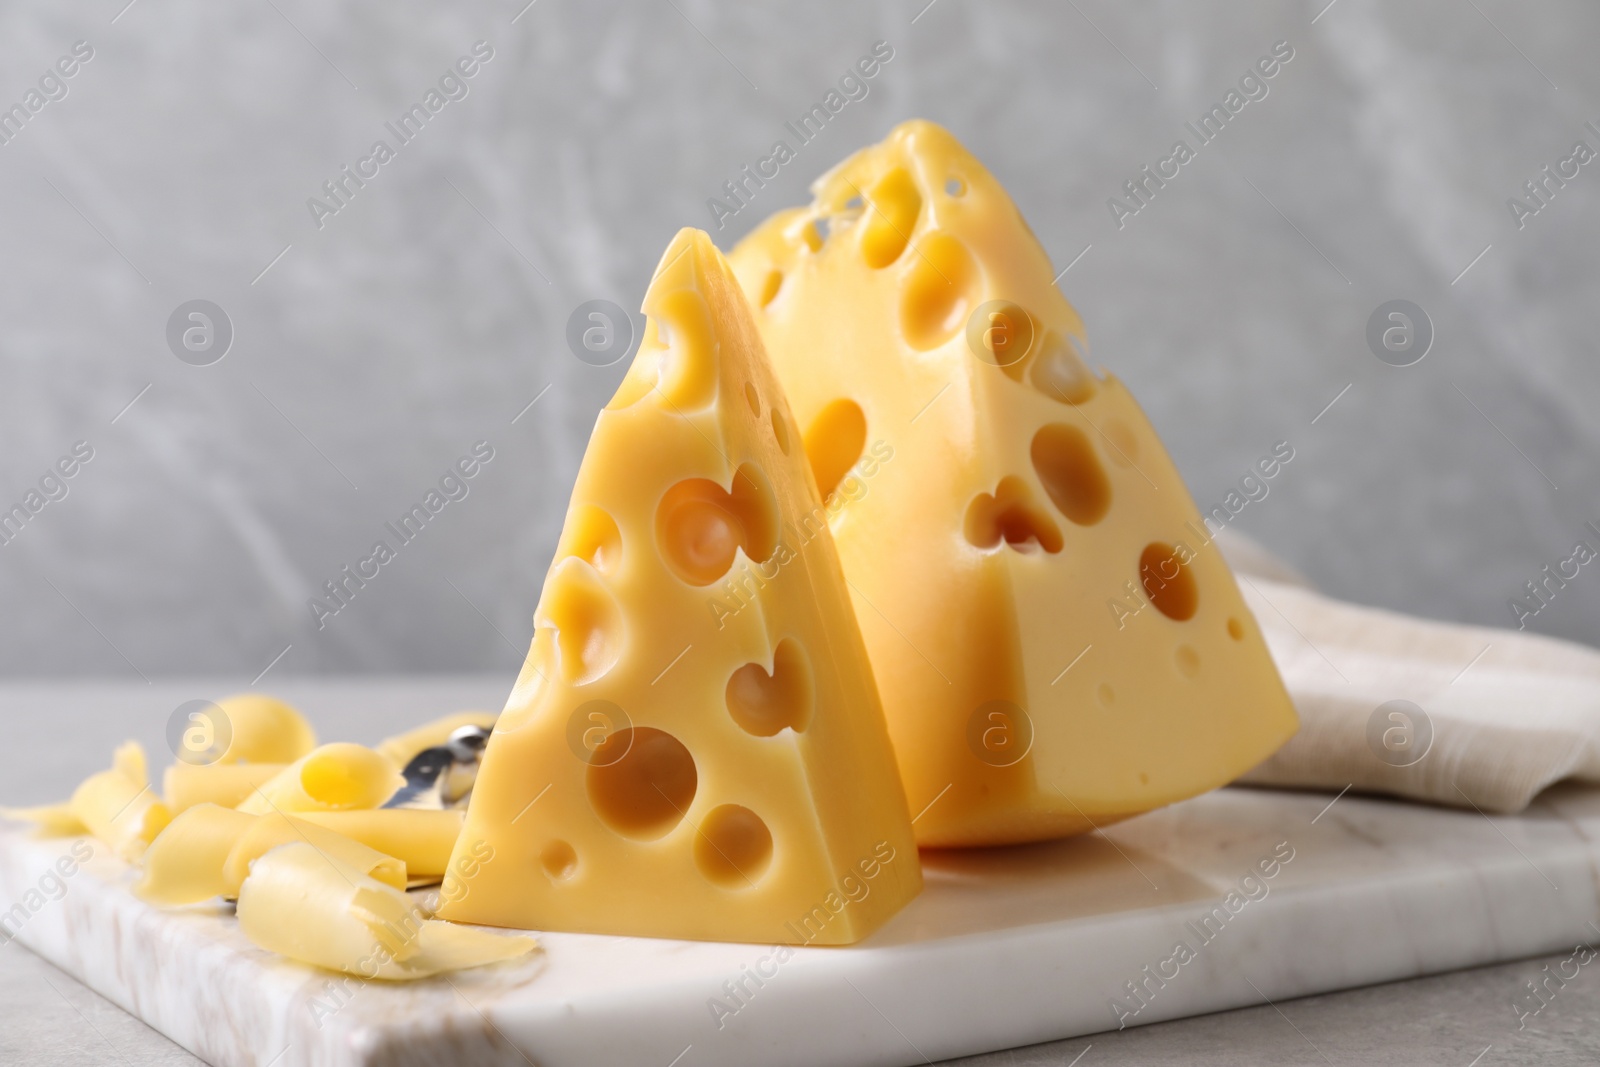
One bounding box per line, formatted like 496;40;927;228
438;229;921;944
727;121;1298;847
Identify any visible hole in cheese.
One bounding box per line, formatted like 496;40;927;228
799;219;824;253
726;638;813;736
694;804;773;888
538;559;624;685
1032;423;1112;526
945;175;966;197
1140;542;1199;622
731;464;779;563
659;489;738;585
646;287;718;412
586;727;697;840
565;505;622;575
1227;616;1245;641
771;409;791;455
759;269;783;308
964;476;1063;554
540;840;578;881
606;284;719;413
804;399;867;503
736;465;777;548
860;168;922;269
604;320;659;411
656;464;778;586
744;382;761;416
899;232;978;351
970;301;1036;379
1029;330;1097;404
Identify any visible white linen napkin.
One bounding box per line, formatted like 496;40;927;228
1216;530;1600;813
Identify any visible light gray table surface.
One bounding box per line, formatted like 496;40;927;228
2;678;1593;1066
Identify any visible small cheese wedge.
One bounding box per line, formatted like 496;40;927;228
237;843;536;980
728;121;1299;847
439;229;921;944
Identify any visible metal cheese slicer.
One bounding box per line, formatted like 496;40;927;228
382;724;493;810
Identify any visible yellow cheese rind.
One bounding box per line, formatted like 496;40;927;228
375;711;497;768
728;120;1299;847
440;229;922;944
70;743;172;861
236;843;536;980
212;693;318;764
163;762;287;814
236;743;402;815
290;809;464;878
136;803;256;906
221;813;406;898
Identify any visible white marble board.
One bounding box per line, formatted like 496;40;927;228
3;782;1596;1067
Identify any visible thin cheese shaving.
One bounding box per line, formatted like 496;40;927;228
290;809;463;879
237;743;402;815
236;843;537;980
212;693;318;764
222;813;406;898
136;803;255;906
163;762;286;813
69;742;172;862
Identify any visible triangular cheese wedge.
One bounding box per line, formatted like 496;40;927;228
439;229;921;944
727;121;1299;847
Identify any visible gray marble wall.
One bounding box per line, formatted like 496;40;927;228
1;0;1596;678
